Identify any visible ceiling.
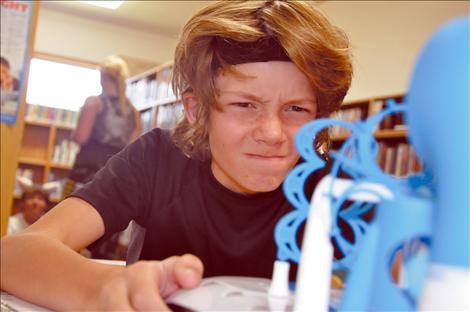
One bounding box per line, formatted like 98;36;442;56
40;1;214;38
40;1;323;38
38;0;324;75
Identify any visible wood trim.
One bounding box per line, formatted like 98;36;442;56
44;126;57;183
370;93;405;102
32;51;98;69
50;163;73;170
126;61;173;83
331;129;408;142
342;93;405;107
1;2;41;237
375;129;408;139
24;119;75;131
127;66;159;83
18;157;47;167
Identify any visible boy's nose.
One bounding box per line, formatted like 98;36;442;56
253;114;285;145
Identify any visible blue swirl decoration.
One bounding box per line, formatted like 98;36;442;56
275;99;430;270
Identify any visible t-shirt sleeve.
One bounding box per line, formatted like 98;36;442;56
70;129;164;240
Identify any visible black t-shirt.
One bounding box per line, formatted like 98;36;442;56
72;128;326;279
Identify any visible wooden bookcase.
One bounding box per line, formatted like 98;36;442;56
12;107;78;214
18;120;75;180
126;62;183;133
330;94;422;177
1;2;40;237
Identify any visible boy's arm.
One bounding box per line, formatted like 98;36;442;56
0;197;203;311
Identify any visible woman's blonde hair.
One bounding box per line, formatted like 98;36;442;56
172;0;353;160
99;55;130;115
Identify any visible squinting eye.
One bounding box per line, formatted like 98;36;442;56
232;102;254;108
288;105;311;113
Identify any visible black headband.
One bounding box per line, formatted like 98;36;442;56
214;36;290;65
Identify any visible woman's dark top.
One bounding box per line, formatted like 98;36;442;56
69;94;136;183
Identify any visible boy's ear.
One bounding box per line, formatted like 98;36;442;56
182;91;199;125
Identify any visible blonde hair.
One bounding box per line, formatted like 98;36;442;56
172;0;353;160
99;55;130;115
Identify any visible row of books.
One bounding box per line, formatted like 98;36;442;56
127;78;158;108
25;104;79;128
127;67;176;110
51;140;80;167
155;101;184;130
139;99;183;133
368;99;407;130
330;100;407;137
376;142;423;176
330;107;363;137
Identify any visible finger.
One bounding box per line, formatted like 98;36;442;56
126;261;170;312
159;254;204;297
174;254;204;288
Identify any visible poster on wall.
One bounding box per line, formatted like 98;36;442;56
1;1;34;124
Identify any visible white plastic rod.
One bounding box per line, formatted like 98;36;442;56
294;175;393;312
269;260;291;297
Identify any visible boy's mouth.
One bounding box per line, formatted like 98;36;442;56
245;153;285;160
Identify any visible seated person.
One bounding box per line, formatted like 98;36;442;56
7;177;55;235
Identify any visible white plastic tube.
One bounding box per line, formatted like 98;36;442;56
294;175;393;312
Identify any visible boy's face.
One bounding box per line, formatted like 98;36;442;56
22;192;48;225
209;61;317;194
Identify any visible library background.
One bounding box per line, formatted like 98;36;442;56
1;2;467;238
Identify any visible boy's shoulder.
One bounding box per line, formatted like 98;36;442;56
135;128;188;162
136;127;168;145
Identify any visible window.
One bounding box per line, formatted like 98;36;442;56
26;58;101;111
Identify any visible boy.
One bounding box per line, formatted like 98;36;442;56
7;177;54;235
1;1;352;310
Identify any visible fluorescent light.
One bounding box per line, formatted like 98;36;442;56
79;1;124;10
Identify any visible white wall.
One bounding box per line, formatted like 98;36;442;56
35;1;469;100
34;8;177;66
319;1;469;101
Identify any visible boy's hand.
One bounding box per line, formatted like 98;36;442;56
94;254;203;311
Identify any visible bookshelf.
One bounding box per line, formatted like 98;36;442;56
330;94;423;177
126;62;183;133
12;105;79;214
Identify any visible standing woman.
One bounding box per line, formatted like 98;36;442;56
64;56;141;259
65;55;141;194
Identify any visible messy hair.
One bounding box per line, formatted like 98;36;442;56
99;55;131;116
172;0;353;160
